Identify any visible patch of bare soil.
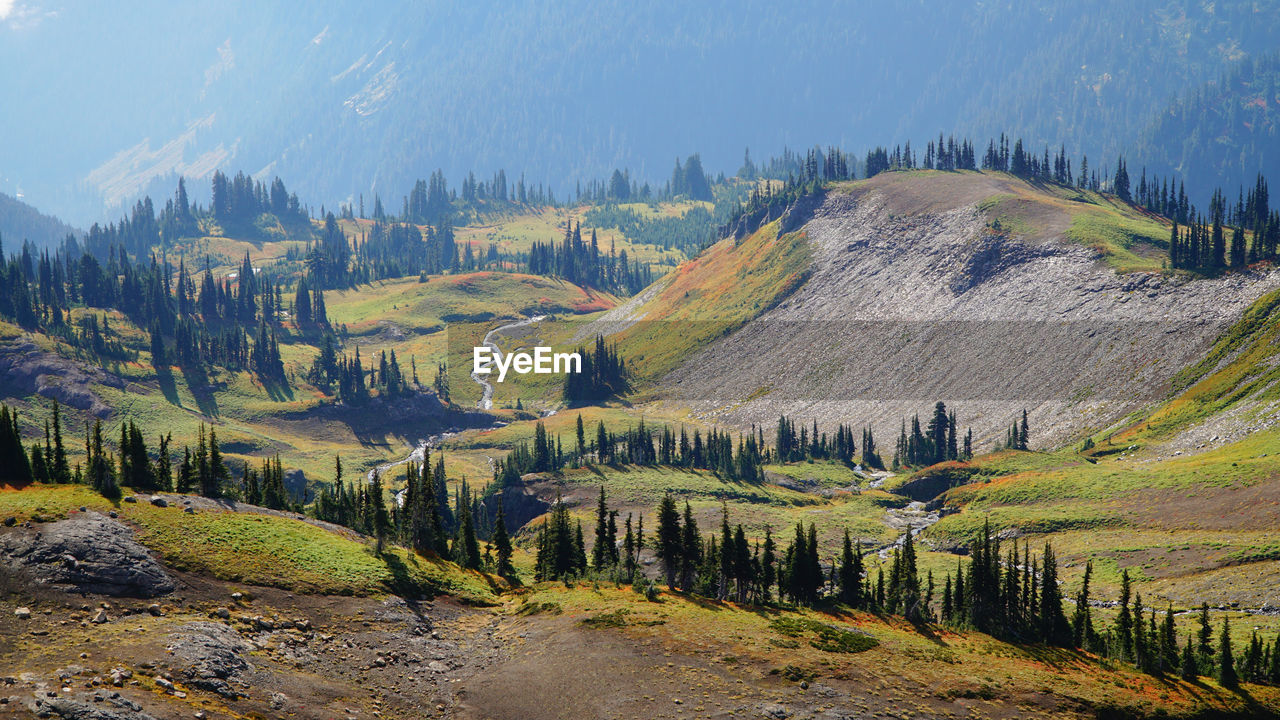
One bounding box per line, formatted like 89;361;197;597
1114;476;1280;532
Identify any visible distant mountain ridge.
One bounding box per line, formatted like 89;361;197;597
0;192;78;250
2;0;1279;224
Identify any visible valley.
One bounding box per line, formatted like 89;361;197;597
4;158;1280;719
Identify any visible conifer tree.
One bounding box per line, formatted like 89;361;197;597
492;503;513;575
1219;616;1238;687
655;494;681;589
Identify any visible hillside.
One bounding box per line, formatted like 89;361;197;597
0;192;78;250
587;170;1280;451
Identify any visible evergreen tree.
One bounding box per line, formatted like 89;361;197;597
1219;616;1239;687
1218;614;1239;686
492;503;514;576
655;494;682;589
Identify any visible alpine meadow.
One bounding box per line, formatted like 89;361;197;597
4;3;1280;719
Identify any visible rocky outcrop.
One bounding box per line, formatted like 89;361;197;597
165;622;253;699
484;482;552;533
28;694;158;720
0;340;126;418
0;512;174;597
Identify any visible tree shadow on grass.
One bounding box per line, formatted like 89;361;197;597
155;366;181;406
379;547;432;600
179;365;219;418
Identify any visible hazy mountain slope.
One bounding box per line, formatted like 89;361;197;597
0;192;78;249
617;171;1280;449
1136;52;1280;201
4;0;1278;223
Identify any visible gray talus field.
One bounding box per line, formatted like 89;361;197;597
655;172;1280;449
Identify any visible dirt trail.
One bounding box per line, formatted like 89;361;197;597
470;315;546;410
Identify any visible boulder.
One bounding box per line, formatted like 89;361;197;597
0;513;174;597
148;497;166;508
14;606;31;619
166;622;253;699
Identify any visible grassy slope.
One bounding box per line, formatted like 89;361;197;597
607;218;812;387
510;583;1279;719
0;484;497;602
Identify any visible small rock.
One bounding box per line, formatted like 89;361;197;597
214;608;230;620
147;604;163;617
13;607;31;620
195;712;206;719
294;618;310;631
427;661;448;673
673;698;683;704
373;657;387;668
108;511;118;519
3;517;15;527
123;497;136;504
91;609;108;624
184;507;194;514
150;497;167;508
155;677;174;691
230;592;243;602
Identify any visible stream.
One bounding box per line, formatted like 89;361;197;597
470;315;547;410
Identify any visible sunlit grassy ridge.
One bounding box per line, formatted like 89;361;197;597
0;484;497;602
606;219;812;386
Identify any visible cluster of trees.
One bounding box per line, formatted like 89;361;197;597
305;341;415;404
548;490;1280;689
311;451;512;574
774;415;880;468
210;171;309;231
868;137;978;177
498;406;985;494
1168;177;1280;272
526;223;653;294
0;223;328;384
561;335;628;405
4;400;262;504
892;401;975;469
997;410;1031;452
493;416;771;488
582;204;718;255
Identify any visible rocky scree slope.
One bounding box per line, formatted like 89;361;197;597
656;173;1280;450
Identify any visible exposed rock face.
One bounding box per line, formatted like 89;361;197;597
0;339;126;418
165;622;253;699
483;482;551;533
0;512;174;597
656;174;1280;449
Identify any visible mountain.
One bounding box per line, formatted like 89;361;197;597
0;192;78;250
5;0;1280;224
1136;52;1280;201
583;170;1280;449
